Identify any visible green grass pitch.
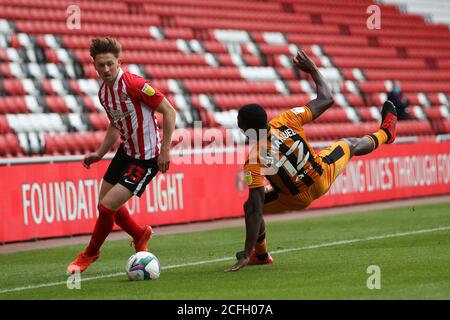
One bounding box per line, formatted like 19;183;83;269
0;201;449;299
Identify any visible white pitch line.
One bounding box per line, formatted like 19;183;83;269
0;225;449;294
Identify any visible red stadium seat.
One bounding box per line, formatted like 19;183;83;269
0;97;29;114
2;80;26;95
425;107;448;121
396;120;434;136
45;96;71;113
88;113;109;131
4;133;23;156
0;116;11;133
357;107;378;122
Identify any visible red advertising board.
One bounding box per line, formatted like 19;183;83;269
0;155;249;243
312;141;450;208
1;142;449;243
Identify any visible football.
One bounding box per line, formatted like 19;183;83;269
126;251;160;281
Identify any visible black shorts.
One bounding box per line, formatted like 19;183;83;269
103;146;159;197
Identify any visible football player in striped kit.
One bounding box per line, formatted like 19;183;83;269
68;38;177;274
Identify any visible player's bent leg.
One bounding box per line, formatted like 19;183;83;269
342;100;398;158
353;100;398;156
342;137;374;157
115;205;153;252
67;185;134;274
101;185;154;252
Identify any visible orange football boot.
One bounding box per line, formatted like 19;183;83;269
132;225;153;252
380;100;397;144
248;250;274;265
67;251;99;274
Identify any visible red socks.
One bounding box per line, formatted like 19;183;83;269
115;205;143;241
85;204;115;256
85;205;144;256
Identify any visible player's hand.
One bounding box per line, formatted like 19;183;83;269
225;257;250;272
82;153;102;169
225;253;250;272
158;148;170;173
293;50;318;74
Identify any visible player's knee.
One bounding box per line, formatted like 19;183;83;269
343;138;357;148
100;185;133;212
99;194;123;212
342;138;358;156
99;199;119;212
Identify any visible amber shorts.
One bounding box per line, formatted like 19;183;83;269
263;140;351;214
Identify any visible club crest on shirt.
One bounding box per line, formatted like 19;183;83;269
119;93;128;102
141;83;155;96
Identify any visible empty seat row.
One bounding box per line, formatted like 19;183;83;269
62;36;180;52
1;5;161;25
213;94;311;110
143;2;310;24
183;80;281;95
16;21;151;37
141;0;282;13
363;69;450;81
44;131;114;155
0;0;128;12
266;107;352;123
303;120;435;141
175;16;341;35
349;25;450;40
6;113;67;133
359;81;450;94
320;13;448;31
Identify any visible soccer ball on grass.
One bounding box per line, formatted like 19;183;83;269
126;251;160;281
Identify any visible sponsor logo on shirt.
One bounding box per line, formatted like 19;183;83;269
291;107;305;115
109;109;134;122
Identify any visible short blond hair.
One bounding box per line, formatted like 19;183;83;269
89;37;121;59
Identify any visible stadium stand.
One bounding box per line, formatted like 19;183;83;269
0;0;449;156
381;0;450;27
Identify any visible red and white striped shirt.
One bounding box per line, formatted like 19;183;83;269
98;68;164;160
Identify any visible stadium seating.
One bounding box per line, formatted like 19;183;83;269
381;0;450;26
0;0;449;156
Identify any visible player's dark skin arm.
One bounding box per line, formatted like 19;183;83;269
294;50;379;156
293;50;334;120
226;187;265;272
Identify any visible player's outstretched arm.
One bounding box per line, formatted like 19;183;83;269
293;50;334;120
226;187;265;272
